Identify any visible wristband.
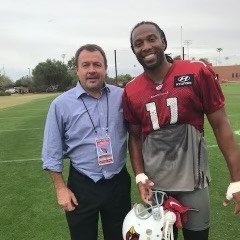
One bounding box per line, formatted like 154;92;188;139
226;181;240;200
135;173;148;184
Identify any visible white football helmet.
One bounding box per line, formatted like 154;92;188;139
122;191;176;240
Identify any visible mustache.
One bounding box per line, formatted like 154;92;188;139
86;73;99;79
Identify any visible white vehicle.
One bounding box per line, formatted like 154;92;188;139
5;88;16;94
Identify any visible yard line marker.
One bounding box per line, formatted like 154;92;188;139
228;113;240;117
234;130;240;135
0;127;42;132
208;144;218;148
208;142;240;148
0;158;41;163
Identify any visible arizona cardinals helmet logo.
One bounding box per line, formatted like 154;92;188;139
126;226;140;240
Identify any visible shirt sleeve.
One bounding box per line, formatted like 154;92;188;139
41;100;64;172
122;87;141;125
198;65;225;114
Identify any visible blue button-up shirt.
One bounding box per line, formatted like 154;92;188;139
42;82;127;182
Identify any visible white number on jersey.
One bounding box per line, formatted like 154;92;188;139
146;102;160;130
146;97;178;130
166;97;178;124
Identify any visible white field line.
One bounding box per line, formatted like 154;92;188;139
0;115;45;120
1;143;240;162
0;108;46;112
0;127;42;132
228;113;240;117
234;130;240;135
0;158;41;163
207;141;240;148
208;144;218;148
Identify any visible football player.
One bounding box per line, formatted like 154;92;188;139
122;21;240;240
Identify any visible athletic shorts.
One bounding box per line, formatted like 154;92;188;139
163;187;210;231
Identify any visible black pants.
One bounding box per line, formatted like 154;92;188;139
66;166;131;240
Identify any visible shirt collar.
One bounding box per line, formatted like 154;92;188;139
74;81;110;99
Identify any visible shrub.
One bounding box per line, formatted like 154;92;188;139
0;91;11;96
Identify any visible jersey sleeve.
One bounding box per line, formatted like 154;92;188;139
122;88;141;125
198;65;225;114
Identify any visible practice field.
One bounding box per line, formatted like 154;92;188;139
0;84;239;240
0;93;57;109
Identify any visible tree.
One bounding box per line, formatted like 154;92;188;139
67;57;76;71
32;59;74;92
105;74;133;86
15;76;34;92
115;74;132;87
173;55;182;60
198;58;212;66
15;76;32;87
0;74;13;90
67;57;78;84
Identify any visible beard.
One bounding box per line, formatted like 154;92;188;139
136;48;165;70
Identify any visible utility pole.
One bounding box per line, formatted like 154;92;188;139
114;50;118;85
182;47;185;60
180;26;183;59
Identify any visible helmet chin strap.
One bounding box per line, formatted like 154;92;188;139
164;211;176;240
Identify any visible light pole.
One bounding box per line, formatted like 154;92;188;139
183;40;192;60
61;54;66;63
28;68;31;77
1;65;5;76
216;48;223;65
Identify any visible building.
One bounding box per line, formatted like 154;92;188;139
212;65;240;82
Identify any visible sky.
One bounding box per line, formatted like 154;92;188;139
0;0;240;81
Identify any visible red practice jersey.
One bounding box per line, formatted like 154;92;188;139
123;60;225;136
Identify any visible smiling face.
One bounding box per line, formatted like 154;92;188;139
131;24;166;70
76;49;106;96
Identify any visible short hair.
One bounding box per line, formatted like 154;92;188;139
75;44;107;68
130;21;167;51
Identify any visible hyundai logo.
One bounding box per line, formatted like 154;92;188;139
177;75;190;82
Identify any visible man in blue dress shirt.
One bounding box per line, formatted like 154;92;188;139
42;44;131;240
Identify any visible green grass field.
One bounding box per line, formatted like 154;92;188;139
0;84;239;240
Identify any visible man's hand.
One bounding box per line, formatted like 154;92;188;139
223;192;240;214
233;192;240;214
56;186;78;211
223;182;240;214
137;179;154;204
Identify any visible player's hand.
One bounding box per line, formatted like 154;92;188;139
56;186;78;211
233;192;240;214
223;181;240;214
223;191;240;214
137;179;154;204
